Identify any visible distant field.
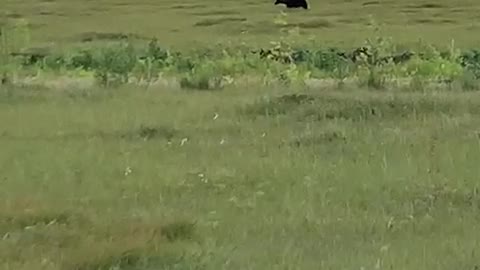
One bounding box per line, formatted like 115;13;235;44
2;0;480;49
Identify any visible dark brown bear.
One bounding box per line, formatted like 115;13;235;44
274;0;309;9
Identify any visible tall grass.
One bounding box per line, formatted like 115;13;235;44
2;85;480;269
2;6;480;270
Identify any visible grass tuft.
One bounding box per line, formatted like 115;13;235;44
161;220;197;242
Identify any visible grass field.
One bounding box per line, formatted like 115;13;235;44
2;0;480;269
3;0;480;49
2;86;480;269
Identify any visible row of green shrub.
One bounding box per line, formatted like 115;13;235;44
3;35;480;90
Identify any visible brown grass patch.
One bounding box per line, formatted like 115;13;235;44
170;4;207;9
190;10;240;16
407;3;446;9
0;197;196;269
194;17;247;27
75;31;148;42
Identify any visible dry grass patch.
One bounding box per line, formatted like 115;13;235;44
194;17;248;27
0;197;197;270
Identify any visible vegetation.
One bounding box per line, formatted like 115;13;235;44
3;0;480;48
2;0;480;269
1;16;480;91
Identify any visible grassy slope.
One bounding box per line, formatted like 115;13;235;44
1;86;480;269
2;0;480;49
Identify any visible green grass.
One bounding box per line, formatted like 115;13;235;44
1;85;480;269
2;0;480;49
2;0;480;269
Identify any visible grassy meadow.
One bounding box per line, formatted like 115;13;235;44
3;0;480;48
2;0;480;269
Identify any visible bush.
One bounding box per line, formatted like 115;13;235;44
460;49;480;78
4;27;480;91
92;42;137;86
179;61;225;90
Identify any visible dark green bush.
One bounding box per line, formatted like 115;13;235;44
6;34;480;90
92;42;137;86
68;50;96;70
460;49;480;78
